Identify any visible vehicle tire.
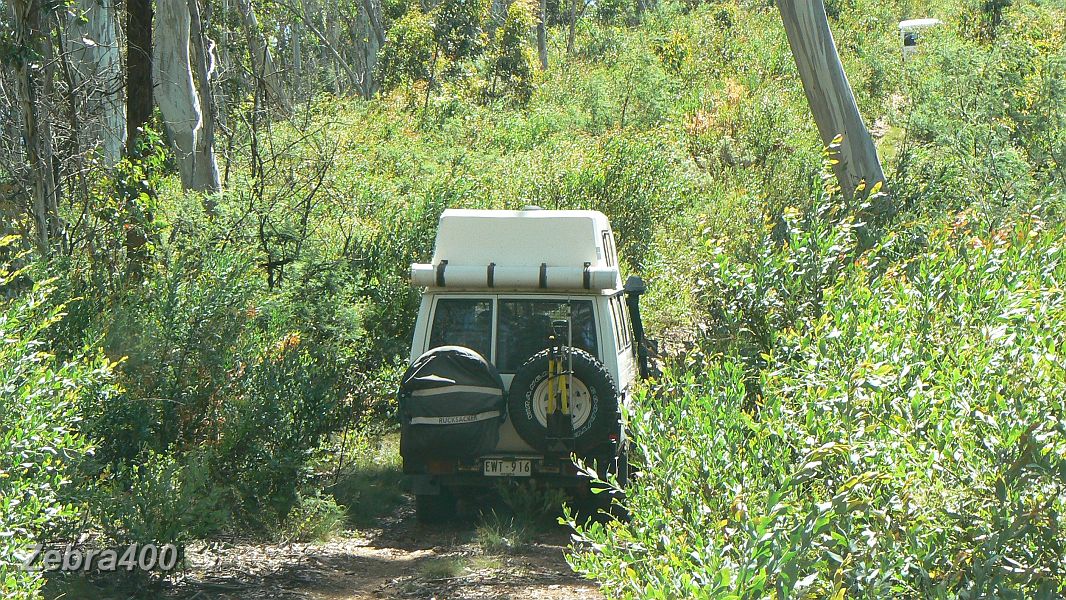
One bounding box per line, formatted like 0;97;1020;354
415;488;456;524
507;348;617;452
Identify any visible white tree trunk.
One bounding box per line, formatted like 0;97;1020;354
292;20;303;93
188;0;221;196
360;0;386;50
10;0;63;255
293;0;360;94
65;0;126;166
236;0;292;111
778;0;886;200
326;3;344;95
354;0;382;98
537;0;548;70
153;0;220;192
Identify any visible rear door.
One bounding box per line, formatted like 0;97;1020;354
419;294;607;454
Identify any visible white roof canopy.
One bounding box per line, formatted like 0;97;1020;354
411;208;623;292
899;18;942;30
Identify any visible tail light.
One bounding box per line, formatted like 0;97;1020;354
426;460;455;475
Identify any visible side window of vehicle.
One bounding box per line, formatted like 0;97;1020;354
614;296;626;351
618;296;632;349
609;297;623;352
429;299;493;359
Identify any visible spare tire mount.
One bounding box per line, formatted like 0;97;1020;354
507;347;617;453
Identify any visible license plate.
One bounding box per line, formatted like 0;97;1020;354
483;458;532;477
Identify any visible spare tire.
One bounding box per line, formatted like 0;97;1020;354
398;346;506;460
507;348;617;452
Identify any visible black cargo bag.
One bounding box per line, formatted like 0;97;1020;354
398;346;506;459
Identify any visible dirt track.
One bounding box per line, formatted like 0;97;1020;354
179;502;600;599
55;499;603;600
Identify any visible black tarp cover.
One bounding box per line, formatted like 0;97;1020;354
398;346;506;459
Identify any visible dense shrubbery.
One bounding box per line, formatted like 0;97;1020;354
1;128;387;558
568;200;1066;598
485;0;537;103
898;2;1065;216
377;0;537;106
0;278;117;598
2;0;1064;596
566;3;1066;595
45;202;363;535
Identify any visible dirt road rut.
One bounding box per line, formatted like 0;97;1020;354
172;504;602;600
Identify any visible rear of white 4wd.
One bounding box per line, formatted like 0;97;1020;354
396;209;650;521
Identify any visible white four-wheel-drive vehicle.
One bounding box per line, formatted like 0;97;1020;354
397;208;650;522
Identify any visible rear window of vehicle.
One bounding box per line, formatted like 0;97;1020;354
429;299;493;359
496;299;596;373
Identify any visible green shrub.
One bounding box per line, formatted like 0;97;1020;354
379;7;436;91
434;0;489;63
347;184;454;361
690;154;873;400
545;134;686;271
210;335;345;523
578;22;624;63
651;30;689;75
0;282;116;598
485;0;536;104
94;451;227;546
62;232;356;534
276;491;348;543
568;212;1066;598
85;248;261;464
595;0;631;24
897;2;1065;218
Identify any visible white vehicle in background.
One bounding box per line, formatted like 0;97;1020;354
397;208;651;522
899;18;942;57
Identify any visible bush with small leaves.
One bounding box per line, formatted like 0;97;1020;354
0;281;117;598
568;205;1066;598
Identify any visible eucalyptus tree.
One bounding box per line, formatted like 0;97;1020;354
5;0;64;254
351;0;384;98
63;0;125;166
236;0;292;111
777;0;886;202
278;0;361;96
154;0;221;192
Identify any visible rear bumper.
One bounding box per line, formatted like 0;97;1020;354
408;472;593;495
405;452;617;495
